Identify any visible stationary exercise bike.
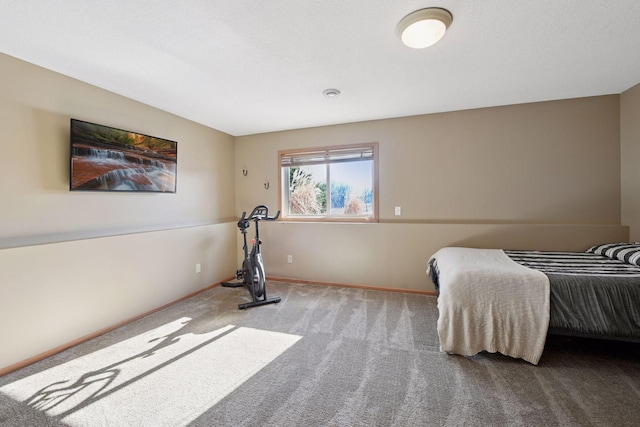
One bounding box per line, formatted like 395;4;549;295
221;205;281;309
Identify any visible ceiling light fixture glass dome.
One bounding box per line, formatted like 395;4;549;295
397;7;453;49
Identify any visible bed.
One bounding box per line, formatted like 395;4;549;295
427;243;640;364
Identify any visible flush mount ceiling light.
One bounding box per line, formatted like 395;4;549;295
323;88;341;98
397;7;453;49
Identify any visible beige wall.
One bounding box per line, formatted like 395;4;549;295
235;96;626;291
0;53;236;248
621;82;640;241
0;223;236;371
0;53;237;371
260;222;626;289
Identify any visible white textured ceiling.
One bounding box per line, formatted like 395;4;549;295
1;1;640;136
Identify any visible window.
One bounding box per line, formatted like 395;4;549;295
279;143;378;222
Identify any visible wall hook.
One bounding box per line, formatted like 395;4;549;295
264;180;270;190
242;168;248;176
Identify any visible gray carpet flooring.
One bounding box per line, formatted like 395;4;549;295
1;281;639;426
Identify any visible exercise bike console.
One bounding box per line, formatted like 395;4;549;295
221;205;281;309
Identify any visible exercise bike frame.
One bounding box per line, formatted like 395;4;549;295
221;205;281;309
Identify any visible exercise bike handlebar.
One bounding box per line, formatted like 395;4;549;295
236;205;280;230
245;205;280;221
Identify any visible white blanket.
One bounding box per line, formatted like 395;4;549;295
430;247;550;365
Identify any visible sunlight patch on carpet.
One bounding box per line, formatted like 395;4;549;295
0;317;302;426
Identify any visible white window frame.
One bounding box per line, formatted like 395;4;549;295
278;142;379;222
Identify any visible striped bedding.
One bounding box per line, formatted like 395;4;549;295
505;250;640;340
505;250;640;276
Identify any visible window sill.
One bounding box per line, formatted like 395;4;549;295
279;216;378;223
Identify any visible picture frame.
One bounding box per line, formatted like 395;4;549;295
69;119;177;193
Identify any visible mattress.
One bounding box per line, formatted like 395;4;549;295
429;246;640;342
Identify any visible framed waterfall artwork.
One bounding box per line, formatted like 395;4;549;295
69;119;177;193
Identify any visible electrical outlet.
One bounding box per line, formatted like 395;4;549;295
195;263;201;273
394;206;402;216
287;255;293;264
